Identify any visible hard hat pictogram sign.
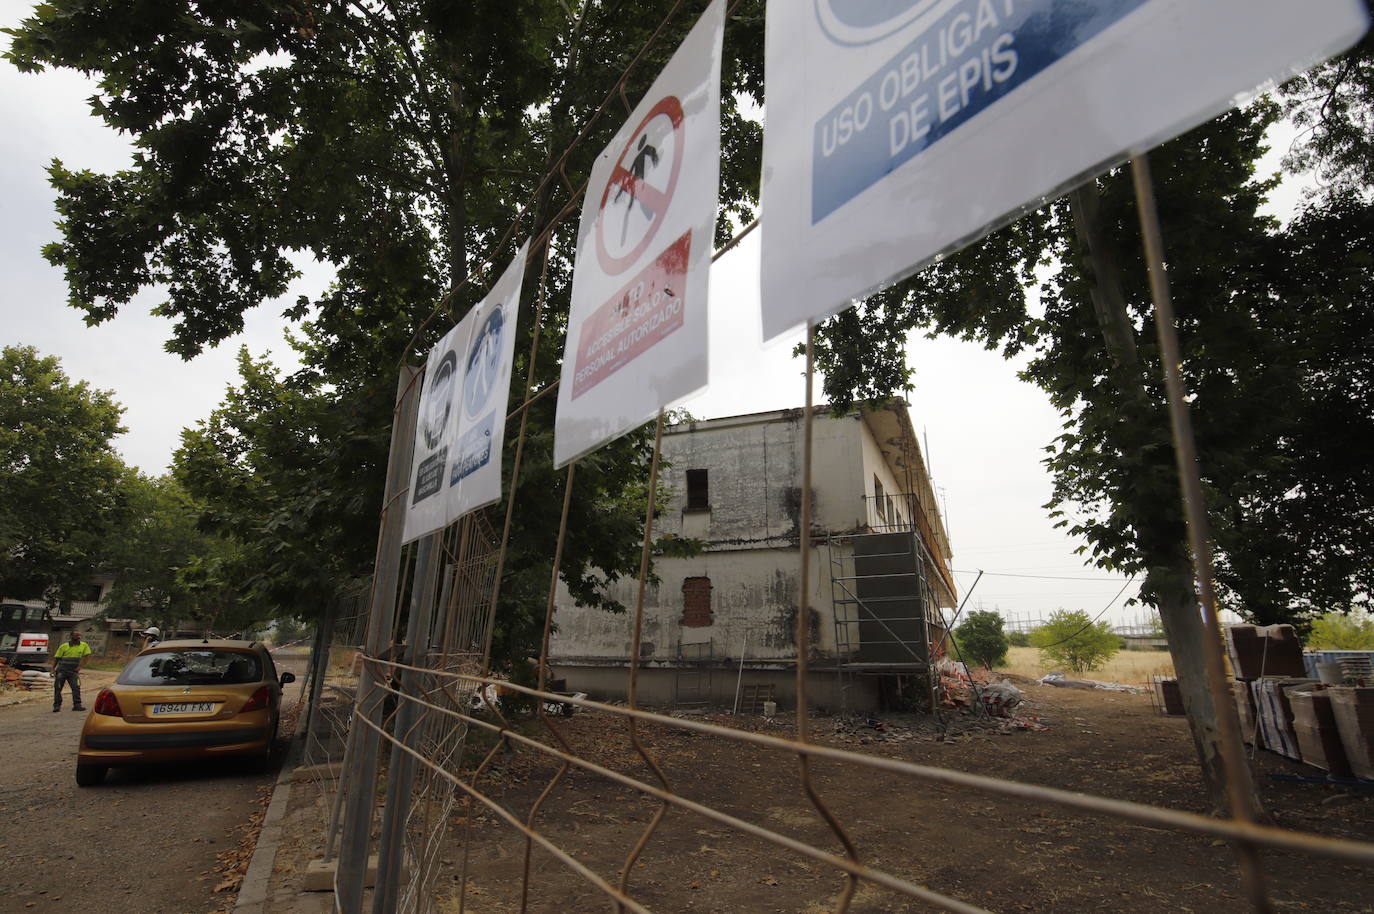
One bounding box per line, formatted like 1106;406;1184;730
595;95;685;275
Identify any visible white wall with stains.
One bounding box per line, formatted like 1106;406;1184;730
550;409;896;671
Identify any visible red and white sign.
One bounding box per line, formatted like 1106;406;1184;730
555;0;723;468
595;97;686;275
574;232;691;399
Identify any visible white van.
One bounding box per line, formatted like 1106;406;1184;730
1;604;52;671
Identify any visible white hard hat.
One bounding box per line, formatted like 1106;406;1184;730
142;627;161;638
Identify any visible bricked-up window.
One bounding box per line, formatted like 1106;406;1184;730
682;576;713;626
685;468;709;511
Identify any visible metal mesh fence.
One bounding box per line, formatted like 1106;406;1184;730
298;6;1374;913
399;512;502;914
315;411;1374;914
295;584;374;863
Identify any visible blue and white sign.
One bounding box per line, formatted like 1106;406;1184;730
403;241;529;543
760;0;1371;342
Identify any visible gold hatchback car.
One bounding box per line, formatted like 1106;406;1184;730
77;639;295;786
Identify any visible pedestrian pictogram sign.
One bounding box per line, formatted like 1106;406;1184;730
596;96;685;275
555;0;723;470
463;307;506;420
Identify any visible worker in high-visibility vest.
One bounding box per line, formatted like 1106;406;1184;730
51;629;92;712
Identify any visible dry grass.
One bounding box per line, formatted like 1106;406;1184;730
993;645;1175;686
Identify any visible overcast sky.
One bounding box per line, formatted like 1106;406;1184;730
2;2;1308;625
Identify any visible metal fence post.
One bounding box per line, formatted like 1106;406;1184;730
373;533;441;913
336;365;422;914
302;600;336;755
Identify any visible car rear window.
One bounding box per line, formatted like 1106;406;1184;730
118;650;262;686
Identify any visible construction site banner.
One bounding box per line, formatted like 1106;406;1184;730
553;0;723;468
758;0;1371;342
402;242;530;543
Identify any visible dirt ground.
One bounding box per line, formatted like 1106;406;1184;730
0;658;306;914
268;675;1374;913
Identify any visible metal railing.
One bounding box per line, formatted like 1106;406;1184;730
313;326;1374;914
308;9;1374;908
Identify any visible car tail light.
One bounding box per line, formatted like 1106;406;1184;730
240;686;271;713
93;688;123;717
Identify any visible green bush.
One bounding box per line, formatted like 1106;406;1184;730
1008;631;1030;647
954;610;1009;669
1030;609;1120;673
1308;612;1374;650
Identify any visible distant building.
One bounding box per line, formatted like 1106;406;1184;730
549;402;956;712
0;573;146;653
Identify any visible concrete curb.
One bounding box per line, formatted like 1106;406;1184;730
233;735;305;913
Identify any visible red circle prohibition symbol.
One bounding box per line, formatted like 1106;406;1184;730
595;95;685;275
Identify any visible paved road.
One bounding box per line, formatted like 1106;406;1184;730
0;656;307;913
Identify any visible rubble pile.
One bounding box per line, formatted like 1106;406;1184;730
936;658;1033;717
1;660;52;692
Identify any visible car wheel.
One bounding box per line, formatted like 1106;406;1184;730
257;717;280;772
75;763;106;787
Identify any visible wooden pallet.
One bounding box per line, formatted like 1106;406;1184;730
738;683;776;714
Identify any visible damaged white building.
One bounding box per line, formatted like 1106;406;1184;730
549;401;956;713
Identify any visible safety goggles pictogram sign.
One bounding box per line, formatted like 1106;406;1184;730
596;96;686;275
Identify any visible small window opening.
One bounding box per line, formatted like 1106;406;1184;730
685;469;710;511
874;476;887;524
682;577;713;627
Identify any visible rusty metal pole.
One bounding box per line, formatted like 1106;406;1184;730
518;461;577;914
618;412;673;909
1129;153;1272;913
795;325;861;910
480;244;553;671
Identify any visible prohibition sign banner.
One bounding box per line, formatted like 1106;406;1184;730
595;96;685;275
554;0;722;470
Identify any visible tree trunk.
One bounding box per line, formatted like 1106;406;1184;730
1068;182;1259;817
1150;570;1230;810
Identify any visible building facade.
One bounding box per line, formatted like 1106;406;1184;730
549;402;955;712
1;574;157;654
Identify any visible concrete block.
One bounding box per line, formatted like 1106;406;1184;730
303;855;398;892
291;762;342;782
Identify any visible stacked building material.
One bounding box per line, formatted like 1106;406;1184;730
1339;657;1372;686
1154;677;1185;715
1328;687;1374;780
1304;650;1374;680
1249;677;1318;760
1287;687;1351;776
1227;625;1307;680
1233;680;1257;743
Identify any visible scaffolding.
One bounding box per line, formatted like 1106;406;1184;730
828;529;945;714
